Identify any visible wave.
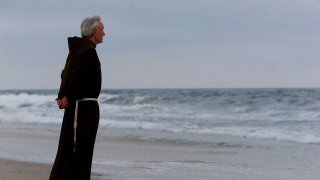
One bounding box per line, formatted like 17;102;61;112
0;93;56;109
98;119;320;144
2;89;320;144
99;94;160;106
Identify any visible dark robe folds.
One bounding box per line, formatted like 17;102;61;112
50;37;102;180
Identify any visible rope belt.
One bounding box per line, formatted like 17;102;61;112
74;98;98;151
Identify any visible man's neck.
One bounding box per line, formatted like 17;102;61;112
88;37;98;45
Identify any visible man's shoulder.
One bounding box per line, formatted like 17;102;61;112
72;46;95;62
79;48;99;66
81;48;98;57
76;43;95;55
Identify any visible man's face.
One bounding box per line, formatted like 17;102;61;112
92;21;105;44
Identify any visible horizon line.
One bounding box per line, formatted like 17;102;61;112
2;86;320;91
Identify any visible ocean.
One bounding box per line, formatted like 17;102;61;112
2;88;320;179
1;88;320;144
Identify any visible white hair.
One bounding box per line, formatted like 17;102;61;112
80;16;101;37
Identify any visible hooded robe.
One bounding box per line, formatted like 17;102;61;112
50;37;101;180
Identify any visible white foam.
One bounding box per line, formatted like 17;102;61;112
2;90;320;145
0;93;63;126
0;93;56;109
187;127;320;144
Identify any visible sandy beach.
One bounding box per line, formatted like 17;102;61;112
0;129;320;180
0;159;50;180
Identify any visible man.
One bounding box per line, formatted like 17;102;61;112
50;16;105;180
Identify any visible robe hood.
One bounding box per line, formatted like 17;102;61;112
68;36;96;53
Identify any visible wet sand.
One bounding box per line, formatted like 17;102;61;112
1;129;320;180
0;159;50;180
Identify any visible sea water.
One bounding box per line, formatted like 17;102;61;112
1;88;320;144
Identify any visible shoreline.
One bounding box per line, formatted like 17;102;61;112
1;129;320;179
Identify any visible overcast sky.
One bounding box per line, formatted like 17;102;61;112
1;0;320;89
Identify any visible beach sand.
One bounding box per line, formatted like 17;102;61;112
1;129;320;180
0;159;50;180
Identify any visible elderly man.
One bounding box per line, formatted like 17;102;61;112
50;16;105;180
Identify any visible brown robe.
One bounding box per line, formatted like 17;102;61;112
50;37;102;180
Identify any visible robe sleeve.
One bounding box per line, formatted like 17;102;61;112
57;53;72;100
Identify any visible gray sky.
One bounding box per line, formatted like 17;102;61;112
1;0;320;89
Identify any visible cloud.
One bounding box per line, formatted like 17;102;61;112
2;0;320;89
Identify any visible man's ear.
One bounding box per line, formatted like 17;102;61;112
92;28;97;35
